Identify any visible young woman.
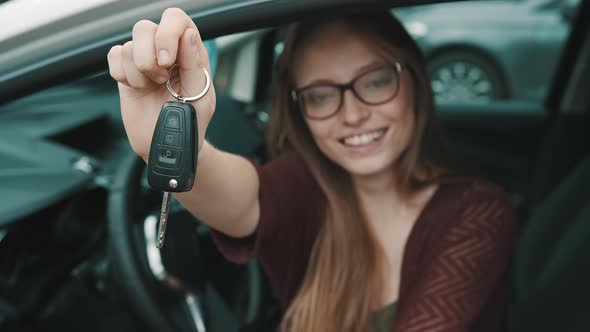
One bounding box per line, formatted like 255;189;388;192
107;8;519;332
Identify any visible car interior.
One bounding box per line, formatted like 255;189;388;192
0;0;589;331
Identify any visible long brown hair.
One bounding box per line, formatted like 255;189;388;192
266;11;450;332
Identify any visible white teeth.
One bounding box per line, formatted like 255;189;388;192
343;129;385;146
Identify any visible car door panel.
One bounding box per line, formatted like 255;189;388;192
437;101;546;202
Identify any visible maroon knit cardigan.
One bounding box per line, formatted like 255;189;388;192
210;152;519;332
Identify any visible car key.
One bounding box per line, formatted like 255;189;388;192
148;101;197;249
147;65;211;249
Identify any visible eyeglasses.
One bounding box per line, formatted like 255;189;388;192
291;62;405;120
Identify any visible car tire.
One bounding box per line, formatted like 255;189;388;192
427;50;508;102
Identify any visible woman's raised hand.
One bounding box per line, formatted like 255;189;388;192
107;8;216;161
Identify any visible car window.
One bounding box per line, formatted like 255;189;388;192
214;30;265;103
1;0;580;119
391;0;580;106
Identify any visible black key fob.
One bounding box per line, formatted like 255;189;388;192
147;101;198;192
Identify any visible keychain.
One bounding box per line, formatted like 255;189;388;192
147;64;211;249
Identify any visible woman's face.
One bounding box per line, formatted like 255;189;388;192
293;22;415;180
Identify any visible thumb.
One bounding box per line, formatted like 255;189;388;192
176;27;211;100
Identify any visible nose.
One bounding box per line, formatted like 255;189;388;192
340;89;370;125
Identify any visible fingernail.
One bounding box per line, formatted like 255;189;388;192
158;49;170;66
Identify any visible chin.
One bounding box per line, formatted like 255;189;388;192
338;155;395;179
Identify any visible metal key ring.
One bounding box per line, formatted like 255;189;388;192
165;64;211;103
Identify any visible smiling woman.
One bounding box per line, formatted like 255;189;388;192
106;3;520;331
209;12;518;332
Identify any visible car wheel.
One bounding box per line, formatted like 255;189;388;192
427;50;508;102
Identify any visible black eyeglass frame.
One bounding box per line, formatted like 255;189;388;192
290;62;405;120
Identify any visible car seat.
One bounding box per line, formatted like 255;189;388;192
508;113;590;331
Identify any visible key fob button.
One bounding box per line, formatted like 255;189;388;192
159;131;181;146
164;109;182;129
158;148;180;166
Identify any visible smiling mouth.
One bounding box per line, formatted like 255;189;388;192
339;128;388;146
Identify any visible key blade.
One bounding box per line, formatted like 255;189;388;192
156;192;172;249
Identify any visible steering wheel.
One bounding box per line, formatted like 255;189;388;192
107;151;262;332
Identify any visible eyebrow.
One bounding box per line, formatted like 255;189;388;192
297;60;385;90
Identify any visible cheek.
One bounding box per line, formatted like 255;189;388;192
304;113;334;137
396;97;416;149
304;119;327;144
381;76;414;124
381;76;416;148
304;119;338;155
399;96;417;154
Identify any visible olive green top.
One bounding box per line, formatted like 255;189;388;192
368;301;398;332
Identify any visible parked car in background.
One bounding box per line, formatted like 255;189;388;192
394;0;579;103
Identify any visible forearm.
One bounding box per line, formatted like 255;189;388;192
173;140;260;238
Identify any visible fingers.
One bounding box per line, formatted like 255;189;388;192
121;41;155;89
155;8;212;99
107;19;169;89
106;7;211;94
155;8;197;67
107;45;128;86
107;31;160;89
177;27;209;71
177;28;212;98
132;20;169;84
